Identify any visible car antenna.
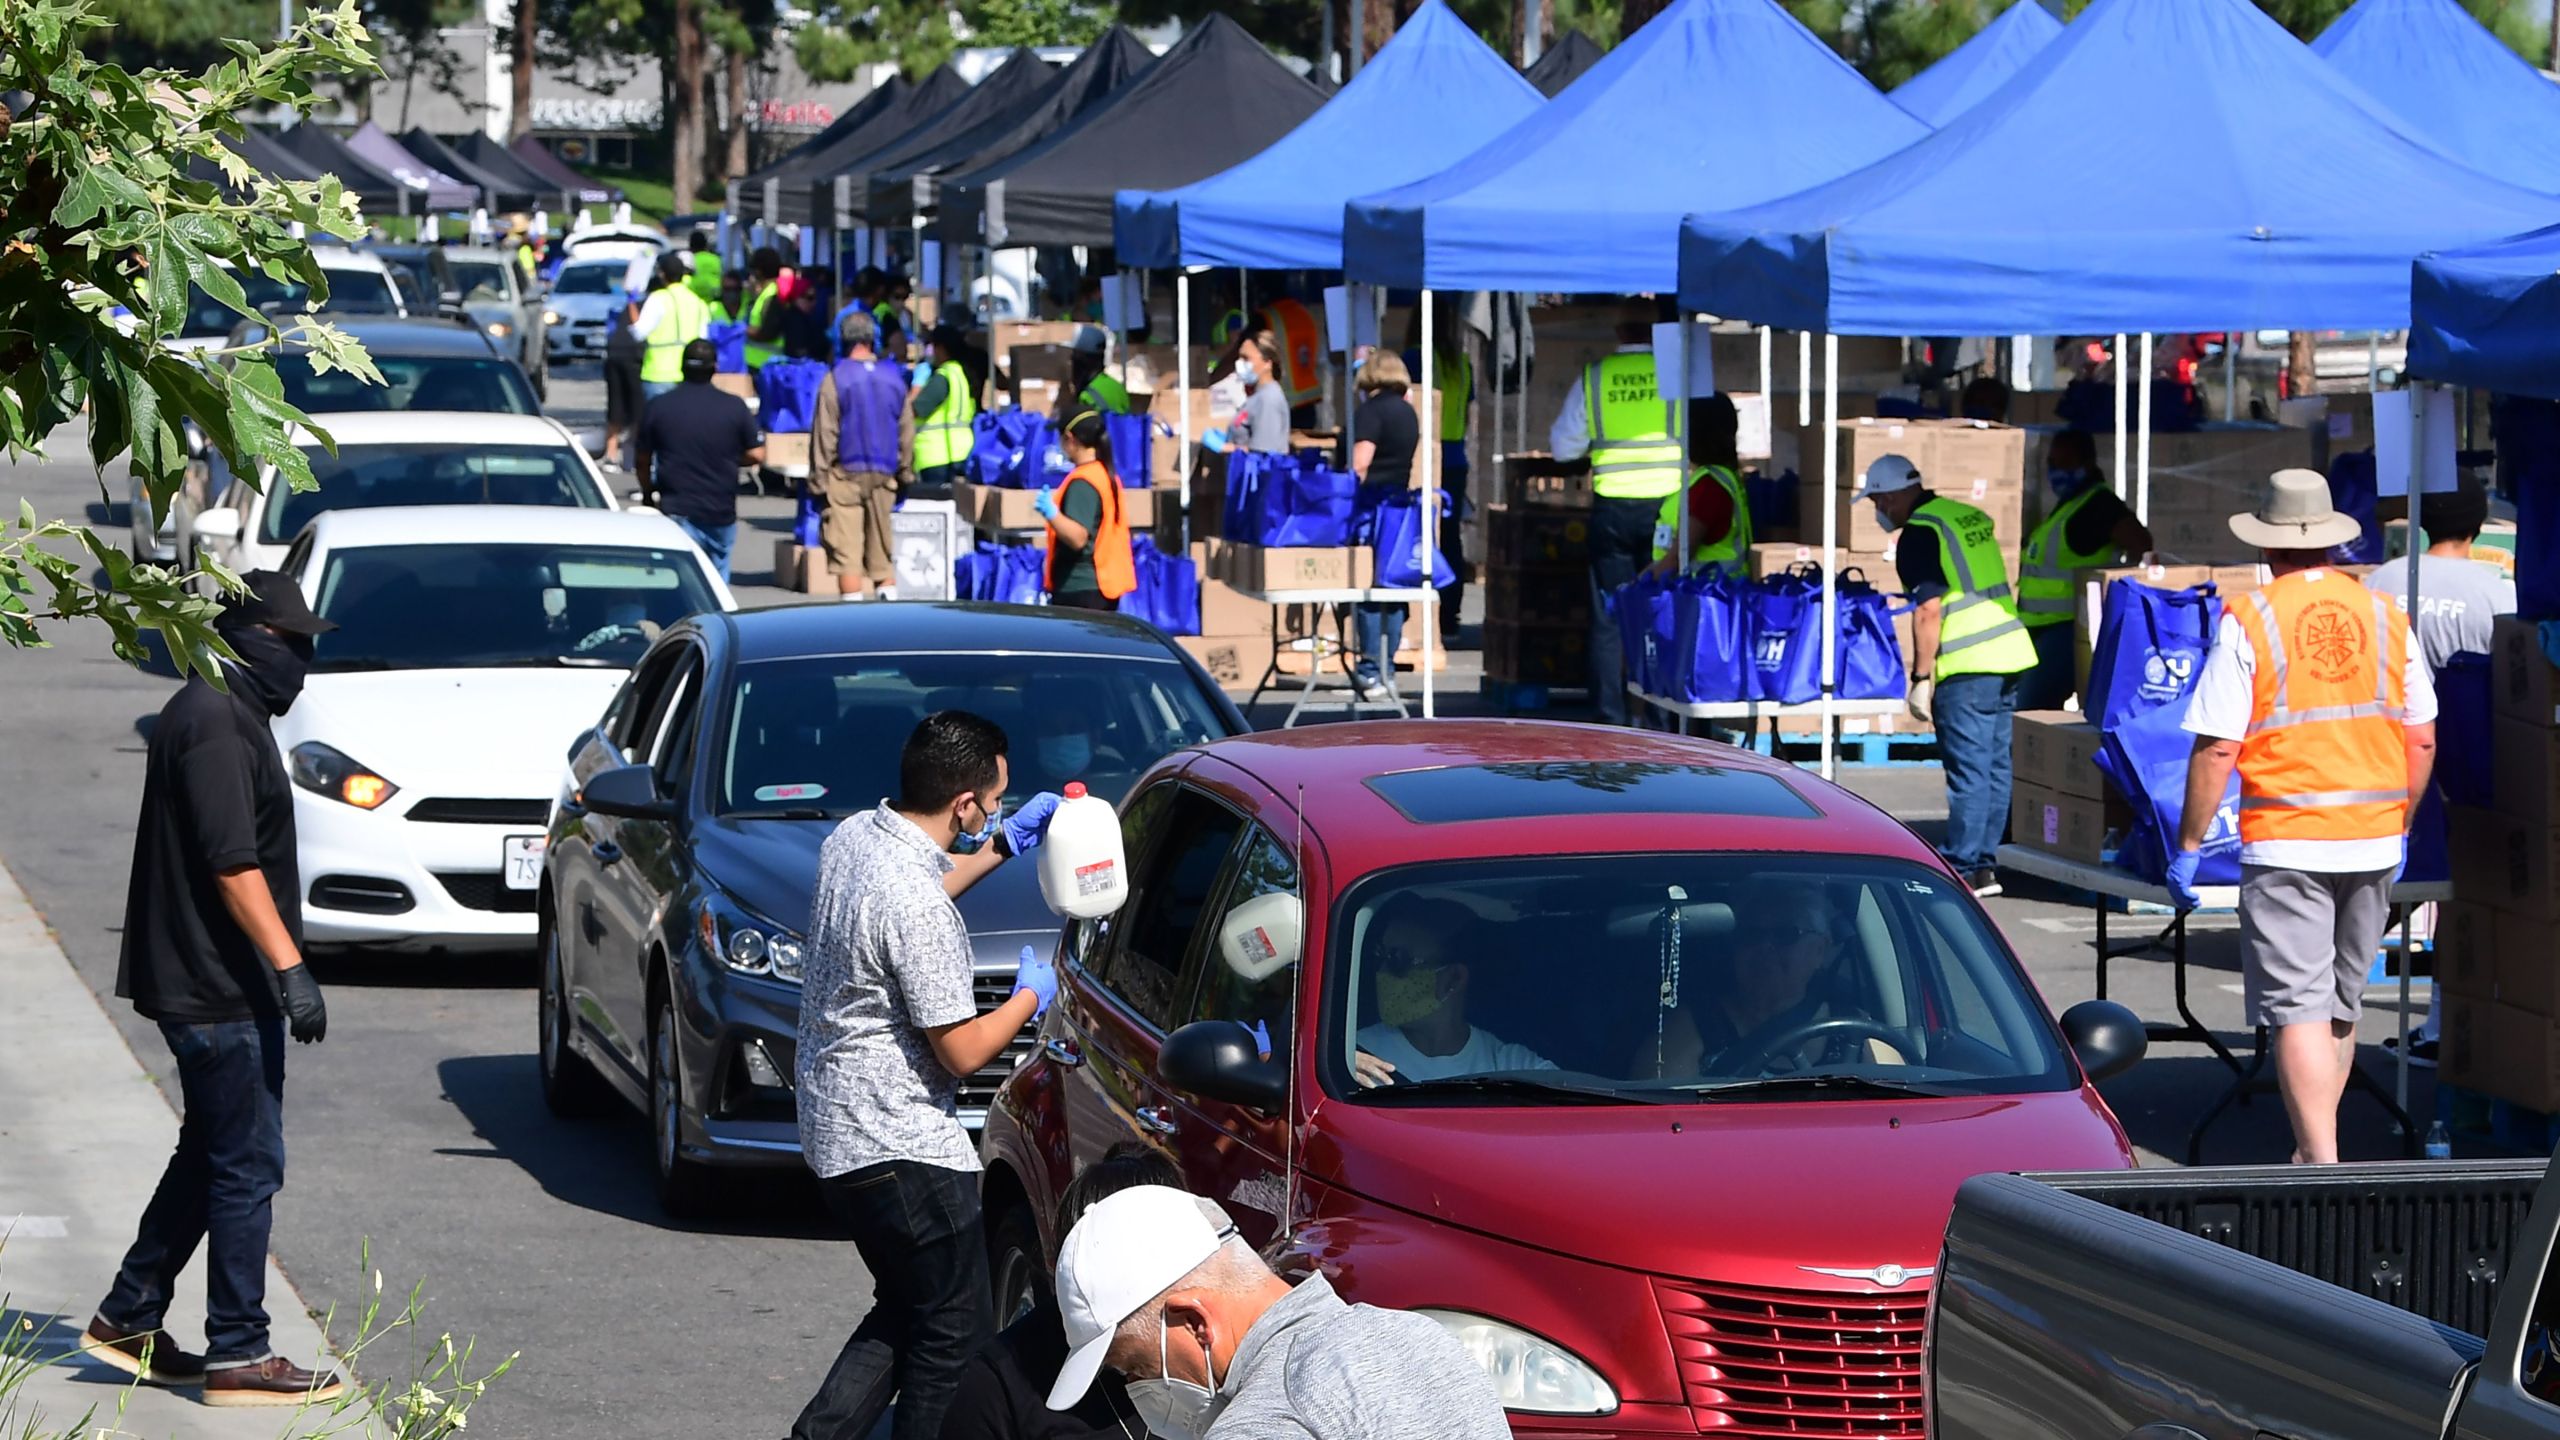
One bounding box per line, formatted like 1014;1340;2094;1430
1284;782;1304;1245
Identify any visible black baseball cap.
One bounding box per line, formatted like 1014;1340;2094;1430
222;569;336;635
681;338;719;380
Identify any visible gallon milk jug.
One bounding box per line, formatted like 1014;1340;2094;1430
1037;783;1127;919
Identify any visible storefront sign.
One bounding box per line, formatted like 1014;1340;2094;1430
759;99;835;128
530;96;662;131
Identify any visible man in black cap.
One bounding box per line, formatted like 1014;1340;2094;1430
635;336;765;581
83;571;344;1407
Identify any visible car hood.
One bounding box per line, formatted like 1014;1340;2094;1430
694;813;1061;962
1307;1087;2131;1292
548;294;619;321
279;669;630;798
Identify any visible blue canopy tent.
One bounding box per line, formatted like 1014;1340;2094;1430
1341;0;1928;294
2412;225;2560;399
2313;0;2560;195
1888;1;2062;126
1113;0;1542;269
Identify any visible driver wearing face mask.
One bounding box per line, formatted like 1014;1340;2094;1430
1349;896;1553;1088
1048;1186;1511;1440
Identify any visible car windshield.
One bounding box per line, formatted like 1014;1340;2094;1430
716;654;1231;818
451;261;512;301
552;264;620;296
311;543;718;671
272;354;538;417
1324;854;2073;1104
180;267;399;336
263;443;604;542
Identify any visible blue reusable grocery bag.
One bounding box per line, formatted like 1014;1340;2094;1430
1611;573;1669;695
1274;460;1357;548
993;543;1046;605
757;358;828;434
1115;536;1202;635
951;541;1002;602
1747;569;1821;703
1222;453;1273;542
1765;568;1909;704
705;319;747;374
2084;578;2222;732
966;413;1012;489
1672;570;1753;704
2095;699;2241;886
1106;414;1156;488
1373;489;1456;588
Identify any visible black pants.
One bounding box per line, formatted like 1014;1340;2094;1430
100;1018;286;1363
908;464;962;502
603;352;644;458
1586;494;1666;724
790;1160;993;1440
1051;589;1115;612
1439;453;1470;638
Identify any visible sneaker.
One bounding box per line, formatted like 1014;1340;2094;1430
201;1355;347;1408
1967;868;2004;899
1349;663;1384;701
2384;1035;2440;1068
80;1318;206;1386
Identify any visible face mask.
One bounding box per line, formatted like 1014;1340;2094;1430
1234;360;1258;386
1875;508;1905;535
1127;1321;1224;1440
1373;965;1446;1028
951;796;997;855
218;622;313;717
2047;467;2093;499
1040;733;1092;778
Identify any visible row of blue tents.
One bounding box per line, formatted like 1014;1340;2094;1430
1106;0;2560;402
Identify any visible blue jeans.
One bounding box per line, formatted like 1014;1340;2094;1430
101;1019;286;1363
1355;602;1405;679
642;379;678;403
1936;670;2022;873
790;1161;993;1440
672;516;736;580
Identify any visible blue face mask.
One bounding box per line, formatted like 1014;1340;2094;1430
1039;733;1092;778
952;796;997;855
2048;467;2094;499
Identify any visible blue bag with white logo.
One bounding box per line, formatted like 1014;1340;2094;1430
2084;578;2222;732
1746;568;1821;703
2095;699;2242;886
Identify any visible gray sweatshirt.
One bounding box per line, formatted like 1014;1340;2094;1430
1205;1275;1512;1440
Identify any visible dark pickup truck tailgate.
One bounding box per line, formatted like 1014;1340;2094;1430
2034;1157;2544;1334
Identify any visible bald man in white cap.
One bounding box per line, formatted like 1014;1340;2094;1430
1049;1187;1509;1440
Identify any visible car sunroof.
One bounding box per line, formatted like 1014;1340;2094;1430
1363;762;1821;824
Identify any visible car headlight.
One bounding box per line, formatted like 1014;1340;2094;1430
542;309;560;326
486;320;514;338
1415;1311;1617;1416
288;741;398;810
699;898;805;983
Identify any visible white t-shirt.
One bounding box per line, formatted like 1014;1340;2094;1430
1355;1023;1556;1083
2181;571;2438;873
2364;555;2514;670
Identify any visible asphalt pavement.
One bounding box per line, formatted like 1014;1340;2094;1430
0;366;2435;1437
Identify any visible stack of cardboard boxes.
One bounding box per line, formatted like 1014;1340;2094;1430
1180;538;1379;688
2442;617;2560;1109
2007;711;2121;866
1177;540;1279;690
1482;492;1593;691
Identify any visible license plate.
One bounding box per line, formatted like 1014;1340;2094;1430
503;834;547;891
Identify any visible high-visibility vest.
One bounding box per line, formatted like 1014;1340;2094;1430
744;283;779;370
1047;461;1134;599
1434;349;1469;442
914;359;977;472
688;252;722;301
1907;496;2035;679
1654;465;1752;569
1263;299;1324;407
1581;353;1683;500
638;285;711;385
2017;486;2123;630
1210;308;1246;349
2230;570;2412;845
1079;371;1132;416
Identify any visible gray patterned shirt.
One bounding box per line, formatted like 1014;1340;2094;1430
797;801;982;1179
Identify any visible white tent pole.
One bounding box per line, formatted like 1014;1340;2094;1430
1758;324;1772;419
1491;299;1504;502
2137;332;2155;525
1797;330;1812;426
1178;271;1193;534
1821;333;1840;782
2398;379;2426;1115
1420;289;1438;719
2112;333;2129;500
2225;327;2239;421
1674;317;1692;565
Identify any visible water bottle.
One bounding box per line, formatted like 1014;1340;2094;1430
1036;783;1128;920
2424;1121;2452;1161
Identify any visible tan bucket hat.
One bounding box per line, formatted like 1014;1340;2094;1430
2229;468;2362;551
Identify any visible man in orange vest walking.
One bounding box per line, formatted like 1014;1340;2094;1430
2170;469;2437;1164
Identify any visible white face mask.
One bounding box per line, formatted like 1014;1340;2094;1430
1126;1321;1224;1440
1234;359;1258;386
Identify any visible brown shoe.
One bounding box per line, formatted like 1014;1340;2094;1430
80;1318;206;1386
201;1355;347;1408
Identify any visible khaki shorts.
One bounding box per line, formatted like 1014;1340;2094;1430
2238;864;2393;1026
819;470;896;584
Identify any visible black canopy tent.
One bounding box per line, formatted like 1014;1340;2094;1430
732;77;908;222
768;65;972;227
400;128;538;211
454;132;577;212
865;27;1157;229
187;131;324;199
1524;30;1604;96
936;15;1325;249
510;136;618;204
270;124;422;215
816;48;1054;230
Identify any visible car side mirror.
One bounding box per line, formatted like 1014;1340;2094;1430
191;508;242;543
1158;1020;1286;1115
580;762;677;822
2060;1000;2146;1083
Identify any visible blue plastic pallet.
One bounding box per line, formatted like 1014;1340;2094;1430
2437;1082;2560;1155
1731;728;1942;768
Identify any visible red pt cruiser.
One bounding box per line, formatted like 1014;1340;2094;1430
979;721;2141;1440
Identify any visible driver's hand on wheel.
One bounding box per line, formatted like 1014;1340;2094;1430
1352;1049;1398;1088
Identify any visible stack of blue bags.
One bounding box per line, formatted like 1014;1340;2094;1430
1613;565;1906;706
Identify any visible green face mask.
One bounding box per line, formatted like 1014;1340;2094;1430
1373;966;1446;1028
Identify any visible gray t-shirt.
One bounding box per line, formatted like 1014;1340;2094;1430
796;801;982;1178
1208;1274;1511;1440
2365;554;2515;669
1235;382;1292;455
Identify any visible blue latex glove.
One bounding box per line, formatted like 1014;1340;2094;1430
1202;427;1229;451
1014;944;1058;1018
1247;1019;1273;1060
1032;489;1059;520
999;791;1062;857
2165;849;2204;912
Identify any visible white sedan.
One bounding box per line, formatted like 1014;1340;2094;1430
276;505;736;952
194;411;618;575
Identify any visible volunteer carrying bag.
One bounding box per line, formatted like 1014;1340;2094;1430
1373;489;1456;589
756;358;828;434
2095;700;2241;886
2084;578;2222;732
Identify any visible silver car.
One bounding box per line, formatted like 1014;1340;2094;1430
441;246;550;399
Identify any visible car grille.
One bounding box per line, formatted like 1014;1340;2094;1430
962;973;1040;1118
309;875;415;915
434;872;538;914
406;797;551;826
1653;1276;1927;1439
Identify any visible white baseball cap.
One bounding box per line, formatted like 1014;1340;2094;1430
1854;453;1924;501
1048;1187;1239;1411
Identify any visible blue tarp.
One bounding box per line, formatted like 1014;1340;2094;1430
1889;1;2062;125
1114;0;1542;269
2411;225;2560;398
1678;0;2560;334
2313;0;2560;195
1341;0;1926;292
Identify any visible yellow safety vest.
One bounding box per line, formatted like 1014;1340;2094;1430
1079;371;1132;415
744;283;779;370
915;360;977;471
1581;353;1683;501
2017;486;2121;630
638;285;711;385
1908;496;2036;680
1435;349;1469;442
1654;466;1752;570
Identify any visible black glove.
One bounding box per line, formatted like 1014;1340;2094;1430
277;964;328;1044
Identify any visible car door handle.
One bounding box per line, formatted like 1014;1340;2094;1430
1134;1105;1178;1137
1043;1037;1084;1068
593;840;622;865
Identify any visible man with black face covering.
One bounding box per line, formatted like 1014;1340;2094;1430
82;571;345;1407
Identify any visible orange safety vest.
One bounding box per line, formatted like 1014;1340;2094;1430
1046;461;1135;601
2229;569;2413;845
1263;298;1324;408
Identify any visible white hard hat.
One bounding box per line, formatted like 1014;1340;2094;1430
1855;453;1924;501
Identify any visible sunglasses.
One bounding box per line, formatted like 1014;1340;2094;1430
1374;943;1444;974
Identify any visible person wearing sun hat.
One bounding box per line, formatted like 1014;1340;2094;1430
2171;468;2438;1165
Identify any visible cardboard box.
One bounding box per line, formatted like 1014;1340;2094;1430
1749;541;1825;580
770;538;832;595
2441;998;2560;1112
2495;906;2560;1018
2450;804;2560;921
1485;505;1593;569
762;432;811;473
2436;901;2499;1002
1223;545;1362;592
2494;717;2560;828
1177;633;1276;689
993;320;1080;363
1197;577;1268;639
2013;711;2107;802
2495;615;2560;729
2009;782;2109;865
1009;344;1077;387
712;373;756;401
959;481;1156;535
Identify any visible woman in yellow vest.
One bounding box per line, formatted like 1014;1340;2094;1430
1032;411;1134;612
634;253;712;400
1859;453;2036;898
1647;395;1751;574
909;323;978;499
2016;428;2153;711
